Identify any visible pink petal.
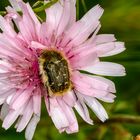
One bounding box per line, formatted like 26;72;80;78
2;104;25;130
63;91;77;107
81;4;103;25
2;110;20;129
72;74;93;95
0;103;9;120
66;0;76;29
16;98;33;132
88;75;116;93
100;42;126;57
82;62;126;76
95;34;116;44
0;15;16;37
0;44;23;60
4;33;31;54
31;41;47;49
70;49;99;69
66;122;78;134
68;22;100;46
33;88;41;115
83;96;108;122
57;99;78;133
56;0;72;36
14;116;22;129
17;2;38;43
64;21;100;46
60;21;83;46
0;60;13;72
0;89;16;99
45;0;64;35
9;0;21;11
6;94;14;105
0;98;5;105
10;86;34;110
26;3;41;35
94;42;116;56
49;103;69;130
97;93;116;103
72;72;116;95
39;23;51;45
25;114;40;140
44;96;50;115
62;5;103;46
74;93;93;124
0;82;11;91
79;23;101;47
49;97;59;108
74;79;108;97
0;35;31;59
6;6;21;30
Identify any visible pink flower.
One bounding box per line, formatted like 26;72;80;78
0;0;126;139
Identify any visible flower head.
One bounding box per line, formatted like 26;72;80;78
0;0;125;139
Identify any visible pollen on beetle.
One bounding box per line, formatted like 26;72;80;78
39;50;72;96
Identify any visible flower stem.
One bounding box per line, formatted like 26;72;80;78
33;0;59;13
76;0;80;19
32;1;44;8
99;115;140;124
0;11;6;15
81;0;87;13
39;115;140;127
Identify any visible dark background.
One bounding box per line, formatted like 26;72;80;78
0;0;140;140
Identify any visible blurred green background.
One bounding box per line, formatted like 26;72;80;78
0;0;140;140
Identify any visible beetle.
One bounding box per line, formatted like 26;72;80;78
39;50;72;96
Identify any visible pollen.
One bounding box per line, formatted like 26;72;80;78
39;50;71;96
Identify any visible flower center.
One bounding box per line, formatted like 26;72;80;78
39;50;71;96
